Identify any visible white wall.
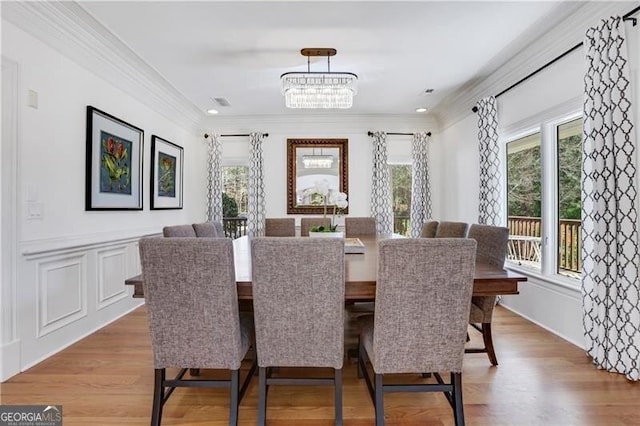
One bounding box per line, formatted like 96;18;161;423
0;21;207;379
207;114;436;227
434;16;640;347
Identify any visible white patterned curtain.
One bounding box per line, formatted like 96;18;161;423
205;133;223;222
370;131;393;235
476;96;502;226
582;16;640;381
410;132;432;238
247;132;266;237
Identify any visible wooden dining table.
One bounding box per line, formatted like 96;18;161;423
125;235;527;299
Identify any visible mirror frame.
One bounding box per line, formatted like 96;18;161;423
287;138;349;215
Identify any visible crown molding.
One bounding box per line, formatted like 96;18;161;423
2;1;205;134
431;1;632;131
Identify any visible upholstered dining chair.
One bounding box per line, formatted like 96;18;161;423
192;222;221;238
212;221;225;238
420;220;439;238
357;238;476;426
435;221;469;238
162;224;196;237
251;237;345;426
345;217;377;237
265;218;296;237
466;224;510;366
139;238;256;426
300;217;328;236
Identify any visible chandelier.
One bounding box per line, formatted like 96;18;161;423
302;155;333;169
281;48;358;109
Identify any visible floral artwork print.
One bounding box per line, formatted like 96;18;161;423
157;152;176;197
100;131;132;194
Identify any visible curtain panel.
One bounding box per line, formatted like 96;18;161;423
476;96;502;226
582;16;640;381
410;132;432;238
247;132;266;237
205;133;223;223
370;131;394;235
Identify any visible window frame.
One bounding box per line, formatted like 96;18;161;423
502;109;583;289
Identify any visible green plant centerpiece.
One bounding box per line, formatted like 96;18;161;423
306;181;349;233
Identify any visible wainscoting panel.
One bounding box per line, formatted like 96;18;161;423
97;247;127;310
37;254;87;338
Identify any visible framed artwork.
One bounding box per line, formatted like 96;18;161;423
85;106;144;210
150;135;183;210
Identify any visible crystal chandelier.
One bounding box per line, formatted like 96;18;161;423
281;48;358;109
302;155;333;168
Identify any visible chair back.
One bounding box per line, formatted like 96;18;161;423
139;237;246;370
345;217;376;237
265;218;296;237
467;224;509;268
300;218;329;236
251;237;345;368
212;221;225;237
435;221;468;238
163;225;196;237
373;238;476;374
420;221;439;238
193;222;220;238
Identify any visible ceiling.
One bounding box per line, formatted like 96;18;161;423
79;1;573;118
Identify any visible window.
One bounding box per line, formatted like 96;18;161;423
222;166;249;217
505;115;583;283
389;164;412;236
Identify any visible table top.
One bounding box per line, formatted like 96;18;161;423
126;235;526;300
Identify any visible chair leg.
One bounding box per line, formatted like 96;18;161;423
482;323;498;366
229;369;239;426
452;372;465;426
374;373;384;426
334;368;343;426
151;369;164;426
258;367;267;426
357;337;364;379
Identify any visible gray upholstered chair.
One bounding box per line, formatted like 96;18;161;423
300;217;328;236
192;222;220;238
162;224;196;237
420;221;439;238
139;238;256;426
466;224;509;366
251;237;345;426
345;217;376;237
357;238;476;426
435;221;469;238
212;221;225;238
265;218;295;237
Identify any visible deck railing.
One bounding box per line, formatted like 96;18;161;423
394;215;411;236
507;216;582;274
223;217;248;239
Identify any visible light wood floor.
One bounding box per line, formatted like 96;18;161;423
1;305;639;425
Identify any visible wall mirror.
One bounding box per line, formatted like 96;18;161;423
287;138;349;214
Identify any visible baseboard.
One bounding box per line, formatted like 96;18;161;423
0;339;21;382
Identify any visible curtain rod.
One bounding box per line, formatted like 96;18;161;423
471;6;640;113
367;131;432;137
203;133;269;138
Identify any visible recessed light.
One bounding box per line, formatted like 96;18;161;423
415;107;427;113
207;108;219;115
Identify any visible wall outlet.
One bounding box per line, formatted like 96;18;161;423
27;89;38;109
26;202;43;220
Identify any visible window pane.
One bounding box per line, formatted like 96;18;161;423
389;164;412;236
506;133;542;271
557;118;582;279
222;166;249;216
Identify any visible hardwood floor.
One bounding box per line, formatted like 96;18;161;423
2;305;639;425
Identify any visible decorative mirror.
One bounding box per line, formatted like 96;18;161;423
287;138;349;214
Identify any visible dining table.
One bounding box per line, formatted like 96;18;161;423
125;235;527;298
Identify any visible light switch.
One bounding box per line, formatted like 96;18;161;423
27;90;38;109
26;202;43;220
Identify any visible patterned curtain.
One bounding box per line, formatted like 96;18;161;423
410;131;432;238
370;131;393;235
205;133;223;222
582;16;639;381
476;96;502;226
247;132;266;237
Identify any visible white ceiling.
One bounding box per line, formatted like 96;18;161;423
79;1;572;117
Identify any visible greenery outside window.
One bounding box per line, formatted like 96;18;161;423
389;164;412;236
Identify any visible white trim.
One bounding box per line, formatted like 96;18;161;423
0;339;21;382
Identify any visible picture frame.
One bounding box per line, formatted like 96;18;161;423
150;135;184;210
85;106;144;211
